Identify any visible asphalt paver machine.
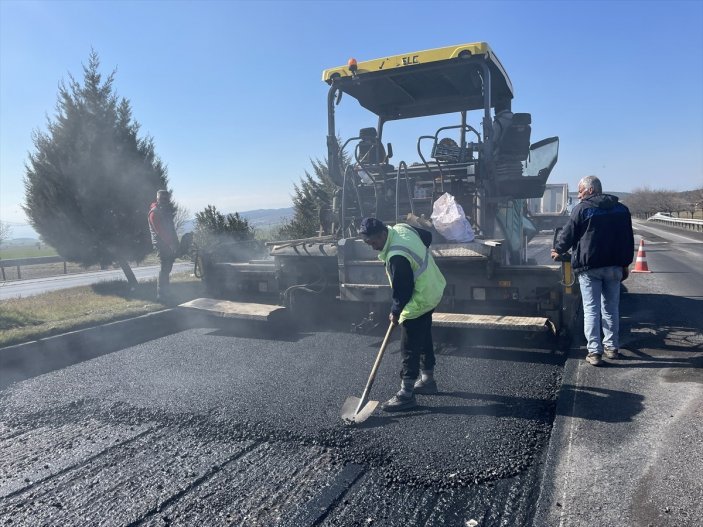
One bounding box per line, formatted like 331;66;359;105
184;42;579;337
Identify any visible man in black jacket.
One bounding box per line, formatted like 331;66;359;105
551;176;634;366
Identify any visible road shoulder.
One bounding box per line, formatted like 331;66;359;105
534;287;703;526
0;309;195;389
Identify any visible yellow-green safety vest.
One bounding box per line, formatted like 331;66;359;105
378;224;446;323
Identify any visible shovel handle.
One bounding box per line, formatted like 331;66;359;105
355;322;395;414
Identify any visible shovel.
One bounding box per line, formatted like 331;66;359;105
341;322;395;424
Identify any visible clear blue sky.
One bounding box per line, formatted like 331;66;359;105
1;0;702;237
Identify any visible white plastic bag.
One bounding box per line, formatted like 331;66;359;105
430;192;475;242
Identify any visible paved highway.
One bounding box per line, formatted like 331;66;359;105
536;220;703;526
0;221;701;526
0;262;193;300
0;322;562;525
631;219;703;298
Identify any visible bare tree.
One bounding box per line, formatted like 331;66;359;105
623;187;657;219
625;187;702;219
695;188;703;219
0;221;12;246
174;205;191;237
682;200;697;219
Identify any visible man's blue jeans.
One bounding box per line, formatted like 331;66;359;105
578;266;623;355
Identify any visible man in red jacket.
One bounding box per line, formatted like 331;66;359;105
148;190;179;302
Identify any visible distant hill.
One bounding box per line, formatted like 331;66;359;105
2;237;41;247
568;190;631;201
5;207;295;241
181;207;294;233
240;207;294;226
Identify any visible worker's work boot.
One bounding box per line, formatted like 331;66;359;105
586;353;603;366
604;347;620;359
383;380;417;412
382;391;417;412
413;370;438;394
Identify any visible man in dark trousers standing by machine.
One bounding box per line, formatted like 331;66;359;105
148;189;179;302
551;176;634;366
359;217;447;411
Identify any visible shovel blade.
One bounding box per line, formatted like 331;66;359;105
341;396;379;424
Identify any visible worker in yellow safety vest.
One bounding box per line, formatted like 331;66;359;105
359;217;447;411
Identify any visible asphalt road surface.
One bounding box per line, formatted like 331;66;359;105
631;219;703;298
0;324;562;526
0;262;193;300
0;221;700;526
535;219;703;526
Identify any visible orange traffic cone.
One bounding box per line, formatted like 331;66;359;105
632;239;652;273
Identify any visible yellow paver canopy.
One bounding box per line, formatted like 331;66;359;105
322;42;514;119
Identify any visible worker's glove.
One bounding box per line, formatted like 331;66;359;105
389;312;399;326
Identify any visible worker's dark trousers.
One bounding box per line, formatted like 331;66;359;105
157;254;175;298
400;310;435;381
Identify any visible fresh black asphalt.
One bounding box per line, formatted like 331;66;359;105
2;220;700;525
0;321;565;526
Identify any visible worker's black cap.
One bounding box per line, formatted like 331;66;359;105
359;217;386;237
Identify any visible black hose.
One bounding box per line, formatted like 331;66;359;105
192;246;205;279
282;259;327;308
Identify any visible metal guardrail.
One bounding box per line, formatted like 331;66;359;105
0;255;173;282
0;256;67;280
648;214;703;232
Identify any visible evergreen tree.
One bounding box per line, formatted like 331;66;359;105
23;51;171;287
194;205;254;247
279;140;349;239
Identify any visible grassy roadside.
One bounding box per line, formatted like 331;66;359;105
0;272;205;348
0;246;58;259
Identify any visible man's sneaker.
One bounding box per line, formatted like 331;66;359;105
382;391;417;412
604;347;620;359
586;353;603;366
413;378;438;395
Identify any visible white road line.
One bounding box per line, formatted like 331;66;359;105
559;361;583;527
